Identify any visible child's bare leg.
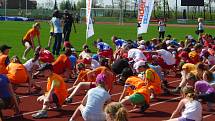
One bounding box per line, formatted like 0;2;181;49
69;104;84;121
67;82;91;99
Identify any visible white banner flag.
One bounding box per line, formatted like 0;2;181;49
86;0;94;39
137;0;154;35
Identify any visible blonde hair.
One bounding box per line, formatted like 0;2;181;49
33;22;40;29
181;86;196;100
105;102;128;121
198;18;203;22
11;55;21;64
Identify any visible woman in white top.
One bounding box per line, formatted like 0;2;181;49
69;73;111;121
165;86;202;121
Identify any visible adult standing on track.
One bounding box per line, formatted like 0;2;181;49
21;23;41;60
63;10;76;48
50;10;63;56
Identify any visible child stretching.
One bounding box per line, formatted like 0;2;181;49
119;67;150;113
69;73;111;121
32;63;68;119
166;86;202;121
105;102;128;121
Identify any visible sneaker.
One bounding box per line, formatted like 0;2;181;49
32;110;48;119
140;103;150;113
65;98;73;103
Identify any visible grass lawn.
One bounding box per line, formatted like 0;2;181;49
0;21;214;61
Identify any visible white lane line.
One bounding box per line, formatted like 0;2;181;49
151;97;181;106
6;92;122;119
168;80;180;84
203;112;215;119
6;93;180;119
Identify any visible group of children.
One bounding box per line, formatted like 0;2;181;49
0;18;215;121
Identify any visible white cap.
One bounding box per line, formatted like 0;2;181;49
167;46;174;50
133;60;147;70
137;45;145;50
187;35;193;40
177;47;183;52
138;40;145;45
166;40;171;45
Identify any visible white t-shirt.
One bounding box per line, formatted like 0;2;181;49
82;87;110;121
182;100;202;121
50;17;62;33
91;59;100;70
198;22;204;31
156;49;176;65
79;51;91;59
128;48;147;62
158;21;165;32
23;59;40;71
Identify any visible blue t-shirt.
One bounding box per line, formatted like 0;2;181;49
0;74;11;98
115;39;127;48
97;42;111;51
69;55;77;69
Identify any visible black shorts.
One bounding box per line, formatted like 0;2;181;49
52;93;60;105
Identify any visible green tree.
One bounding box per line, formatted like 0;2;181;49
60;0;72;10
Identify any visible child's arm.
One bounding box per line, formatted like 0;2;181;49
81;94;88;106
119;87;126;102
44;80;57;104
169;99;185;119
8;83;20;114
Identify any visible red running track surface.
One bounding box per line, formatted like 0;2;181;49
3;76;215;121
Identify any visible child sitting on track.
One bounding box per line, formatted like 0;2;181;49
7;56;40;93
166;86;202;121
32;63;68;119
69;73;111;121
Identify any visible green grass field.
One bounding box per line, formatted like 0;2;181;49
0;21;214;61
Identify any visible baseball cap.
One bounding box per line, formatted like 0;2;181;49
64;41;71;48
133;60;147;70
37;63;53;71
96;73;106;84
0;45;11;52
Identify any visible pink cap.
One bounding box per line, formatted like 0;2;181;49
96;73;106;84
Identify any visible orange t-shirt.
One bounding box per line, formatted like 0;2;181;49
52;54;71;74
76;69;91;82
144;68;162;95
87;66;116;90
0;54;9;74
125;76;150;104
47;73;68;105
6;62;28;84
23;28;40;41
87;66;108;82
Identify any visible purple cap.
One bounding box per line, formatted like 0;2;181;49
96;73;106;84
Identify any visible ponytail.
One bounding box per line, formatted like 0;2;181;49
115;107;128;121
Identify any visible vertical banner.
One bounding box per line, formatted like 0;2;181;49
86;0;94;40
137;0;154;35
